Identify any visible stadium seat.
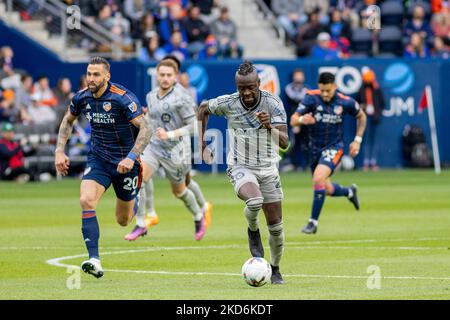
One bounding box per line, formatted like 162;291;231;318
378;26;403;56
381;1;405;26
351;28;373;55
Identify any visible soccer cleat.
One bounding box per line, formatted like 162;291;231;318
271;265;284;284
204;202;213;229
145;213;159;228
348;184;360;210
248;228;264;258
81;258;104;278
194;217;206;241
124;225;148;241
301;221;317;234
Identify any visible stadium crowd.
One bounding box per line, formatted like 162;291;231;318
17;0;244;61
266;0;449;58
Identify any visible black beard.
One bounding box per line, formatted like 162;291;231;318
89;80;106;94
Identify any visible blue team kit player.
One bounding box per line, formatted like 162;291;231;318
54;57;151;278
290;72;367;234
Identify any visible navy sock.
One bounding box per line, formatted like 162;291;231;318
311;186;326;221
81;210;100;259
330;183;349;197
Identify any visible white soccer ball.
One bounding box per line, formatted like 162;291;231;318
241;257;272;287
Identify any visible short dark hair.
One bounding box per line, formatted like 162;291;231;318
318;72;335;84
89;56;110;72
237;60;255;76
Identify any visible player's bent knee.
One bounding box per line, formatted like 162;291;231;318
245;197;264;212
79;195;97;210
312;176;327;186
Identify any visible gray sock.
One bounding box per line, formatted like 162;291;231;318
135;183;146;228
178;188;203;221
268;221;284;267
244;206;260;231
145;178;155;213
187;178;206;209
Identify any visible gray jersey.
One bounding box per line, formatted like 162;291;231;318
208;90;287;168
146;85;196;158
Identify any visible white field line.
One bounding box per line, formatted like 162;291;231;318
45;243;450;282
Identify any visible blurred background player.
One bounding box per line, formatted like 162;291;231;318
54;57;150;278
197;61;289;284
290;72;366;234
124;59;211;241
131;55;212;235
355;68;385;172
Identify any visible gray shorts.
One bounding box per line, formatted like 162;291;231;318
141;148;191;184
226;165;283;203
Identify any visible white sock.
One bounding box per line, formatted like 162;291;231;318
309;218;318;226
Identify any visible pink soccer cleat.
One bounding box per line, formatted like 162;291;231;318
124;226;148;241
194;217;206;241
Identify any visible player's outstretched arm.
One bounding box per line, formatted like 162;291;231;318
54;111;78;176
117;115;151;174
349;109;367;158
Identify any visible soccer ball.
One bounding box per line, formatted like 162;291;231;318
241;257;272;287
341;155;355;171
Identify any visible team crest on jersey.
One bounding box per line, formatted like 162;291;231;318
161;113;171;123
334;106;343;115
103;102;112;112
128;102;138;113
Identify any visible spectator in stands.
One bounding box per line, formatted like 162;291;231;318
97;4;115;30
134;12;157;41
158;3;188;45
124;0;156;26
432;36;450;58
327;8;352;57
179;72;199;104
54;78;74;130
404;4;434;42
0;122;33;182
211;6;243;58
304;1;329;25
404;32;430;57
183;5;211;58
17;0;41;21
310;32;341;59
138;32;165;62
161;30;190;61
283;68;309;171
431;5;450;39
197;35;219;60
0;46;15;79
190;0;220;25
296;8;327;57
29;76;58;125
0;89;19;123
15;74;34;124
271;0;307;41
355;68;385;172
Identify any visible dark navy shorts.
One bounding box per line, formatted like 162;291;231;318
310;144;344;174
82;154;142;201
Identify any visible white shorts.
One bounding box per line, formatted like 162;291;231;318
226;165;284;203
141;148;191;184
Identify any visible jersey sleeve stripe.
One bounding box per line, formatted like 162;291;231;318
129;113;144;123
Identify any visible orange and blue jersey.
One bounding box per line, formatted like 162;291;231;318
70;82;144;165
296;90;360;156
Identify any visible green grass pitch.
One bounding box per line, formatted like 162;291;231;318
0;170;449;299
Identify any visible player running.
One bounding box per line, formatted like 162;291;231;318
124;59;210;241
54;57;151;278
130;56;212;234
197;61;289;284
290;72;366;234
